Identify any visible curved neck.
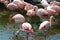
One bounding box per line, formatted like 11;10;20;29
50;16;53;27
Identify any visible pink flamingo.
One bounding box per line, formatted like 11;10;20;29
11;14;25;24
45;5;59;15
39;16;55;40
15;22;33;40
50;1;60;7
50;5;60;14
10;14;25;30
39;16;55;30
7;3;18;10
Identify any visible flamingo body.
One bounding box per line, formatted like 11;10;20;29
50;1;60;7
39;21;50;30
7;3;18;10
11;14;25;24
39;16;55;30
36;8;50;17
46;5;58;15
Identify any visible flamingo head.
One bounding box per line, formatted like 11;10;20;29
51;16;55;22
26;9;36;16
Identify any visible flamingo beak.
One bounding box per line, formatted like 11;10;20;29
10;17;14;22
29;28;33;35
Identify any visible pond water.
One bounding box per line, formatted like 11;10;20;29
0;24;60;40
0;6;60;40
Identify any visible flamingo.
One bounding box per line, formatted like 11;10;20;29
45;5;59;15
39;16;55;30
10;14;25;29
40;0;49;7
39;16;55;40
50;5;60;14
15;22;33;40
11;14;25;24
50;1;60;7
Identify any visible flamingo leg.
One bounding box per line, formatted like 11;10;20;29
43;30;47;40
26;32;29;40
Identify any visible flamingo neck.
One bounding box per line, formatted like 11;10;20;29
50;16;53;27
34;7;38;14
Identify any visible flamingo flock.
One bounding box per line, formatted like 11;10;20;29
0;0;60;40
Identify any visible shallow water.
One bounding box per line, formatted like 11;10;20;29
0;23;60;40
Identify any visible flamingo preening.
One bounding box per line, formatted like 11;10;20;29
10;14;25;29
15;22;33;40
39;16;55;40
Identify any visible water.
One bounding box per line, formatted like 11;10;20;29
0;24;60;40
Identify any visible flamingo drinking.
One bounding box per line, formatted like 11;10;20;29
10;14;25;28
15;22;33;40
